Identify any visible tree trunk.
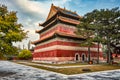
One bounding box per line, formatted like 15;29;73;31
97;42;100;64
107;39;111;64
88;46;91;62
107;51;109;63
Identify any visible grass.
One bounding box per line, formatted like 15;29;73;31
16;62;120;75
31;62;88;66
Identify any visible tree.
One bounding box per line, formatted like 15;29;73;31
76;7;120;64
18;49;32;60
90;8;120;64
76;17;94;63
0;4;27;56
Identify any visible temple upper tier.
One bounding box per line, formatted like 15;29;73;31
36;4;81;34
32;4;84;45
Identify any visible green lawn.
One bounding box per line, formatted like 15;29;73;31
32;62;88;66
16;62;120;75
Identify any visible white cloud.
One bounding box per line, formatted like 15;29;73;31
14;0;50;19
1;0;71;49
1;0;119;49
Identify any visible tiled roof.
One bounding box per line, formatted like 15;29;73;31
36;16;79;33
58;16;80;25
56;31;84;39
31;31;85;45
36;18;57;33
39;4;81;27
54;5;80;18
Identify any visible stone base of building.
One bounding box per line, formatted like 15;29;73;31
32;57;104;64
32;60;77;64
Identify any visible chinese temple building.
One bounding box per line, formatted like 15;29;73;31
32;4;103;63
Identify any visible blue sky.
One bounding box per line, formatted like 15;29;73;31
0;0;120;49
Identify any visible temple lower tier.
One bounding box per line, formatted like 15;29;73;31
33;36;103;63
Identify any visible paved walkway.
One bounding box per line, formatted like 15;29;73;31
0;61;120;80
18;61;98;69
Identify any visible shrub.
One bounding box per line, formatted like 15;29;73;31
0;53;6;60
18;49;32;60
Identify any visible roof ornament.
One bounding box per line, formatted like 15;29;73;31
64;7;66;10
74;11;76;13
51;3;54;6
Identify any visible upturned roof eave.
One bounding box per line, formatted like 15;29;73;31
39;5;81;27
36;16;80;33
31;32;85;45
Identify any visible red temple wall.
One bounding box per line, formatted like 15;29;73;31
34;22;103;62
40;24;76;40
56;50;103;57
35;40;102;50
33;49;103;58
33;50;57;57
33;39;103;62
33;49;103;61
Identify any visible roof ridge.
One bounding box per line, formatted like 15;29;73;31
53;5;78;15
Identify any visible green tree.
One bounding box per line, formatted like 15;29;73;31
0;4;27;56
18;49;32;60
76;7;120;64
76;17;94;63
90;8;120;64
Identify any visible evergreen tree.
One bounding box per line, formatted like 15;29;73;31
76;7;120;64
76;15;95;63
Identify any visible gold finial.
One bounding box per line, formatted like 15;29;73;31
64;7;66;10
51;3;54;6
